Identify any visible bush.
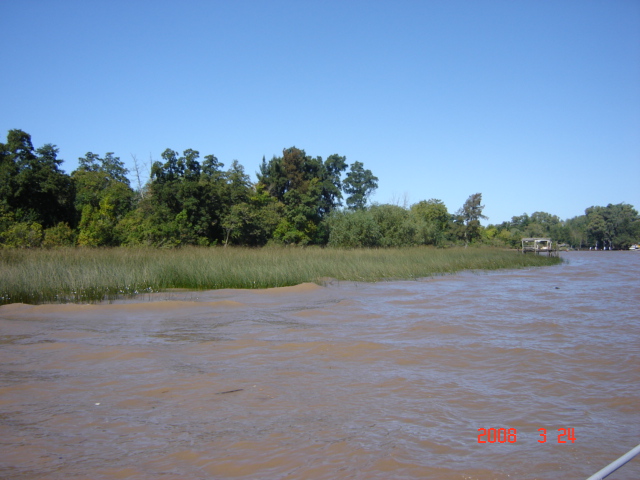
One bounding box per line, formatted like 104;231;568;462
326;210;381;248
42;222;76;248
369;204;416;247
1;222;43;248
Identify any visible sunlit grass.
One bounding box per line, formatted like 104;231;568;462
0;246;561;305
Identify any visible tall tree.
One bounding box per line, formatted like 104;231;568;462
585;203;639;249
144;148;211;245
410;199;449;245
73;152;132;210
562;215;588;249
221;184;284;246
319;154;348;216
72;152;135;246
126;148;254;246
343;161;378;210
257;147;349;244
455;193;487;246
586;211;607;248
411;199;449;231
369;204;415;247
0;129;75;228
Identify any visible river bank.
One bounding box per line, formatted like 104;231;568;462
0;246;560;305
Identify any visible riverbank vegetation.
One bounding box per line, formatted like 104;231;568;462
0;246;561;306
0;129;572;306
2;130;638;251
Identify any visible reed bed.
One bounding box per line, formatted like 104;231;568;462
0;246;561;305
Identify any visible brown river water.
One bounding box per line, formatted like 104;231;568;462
1;251;639;480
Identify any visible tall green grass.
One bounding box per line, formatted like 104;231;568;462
0;246;561;305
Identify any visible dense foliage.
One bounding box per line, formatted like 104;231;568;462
484;205;640;250
1;129;638;249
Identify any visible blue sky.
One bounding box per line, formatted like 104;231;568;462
2;0;639;224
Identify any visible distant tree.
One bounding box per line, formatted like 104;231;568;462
225;160;252;206
72;152;135;246
343;161;378;210
585;203;639;249
529;211;561;229
410;199;449;245
454;193;487;246
123;148;255;246
73;152;133;209
411;199;449;228
257;154;287;201
369;204;415;247
0;130;75;229
258;147;349;244
586;211;607;249
319;154;348;216
510;213;530;230
221;184;284;246
143;148;211;245
562;215;588;249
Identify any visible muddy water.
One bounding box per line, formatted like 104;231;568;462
0;252;639;480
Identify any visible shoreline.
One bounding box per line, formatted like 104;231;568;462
0;246;562;306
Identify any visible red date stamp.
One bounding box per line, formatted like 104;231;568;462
477;427;575;444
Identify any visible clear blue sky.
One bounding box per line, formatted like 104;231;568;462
2;0;639;224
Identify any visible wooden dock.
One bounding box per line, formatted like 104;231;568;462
521;237;558;256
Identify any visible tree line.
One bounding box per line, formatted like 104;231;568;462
1;129;638;249
485;204;640;250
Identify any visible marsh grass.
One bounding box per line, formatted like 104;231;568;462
0;246;561;305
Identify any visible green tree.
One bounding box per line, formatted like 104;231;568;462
529;211;561;230
221;185;284;246
319;154;348;216
0;130;75;228
143;148;213;245
225;160;252;206
369;204;416;247
560;215;588;248
258;147;349;244
520;211;562;239
343;161;378;210
586;212;607;248
72;152;135;246
127;148;253;246
274;178;324;244
410;199;449;246
454;193;487;246
585;203;639;249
